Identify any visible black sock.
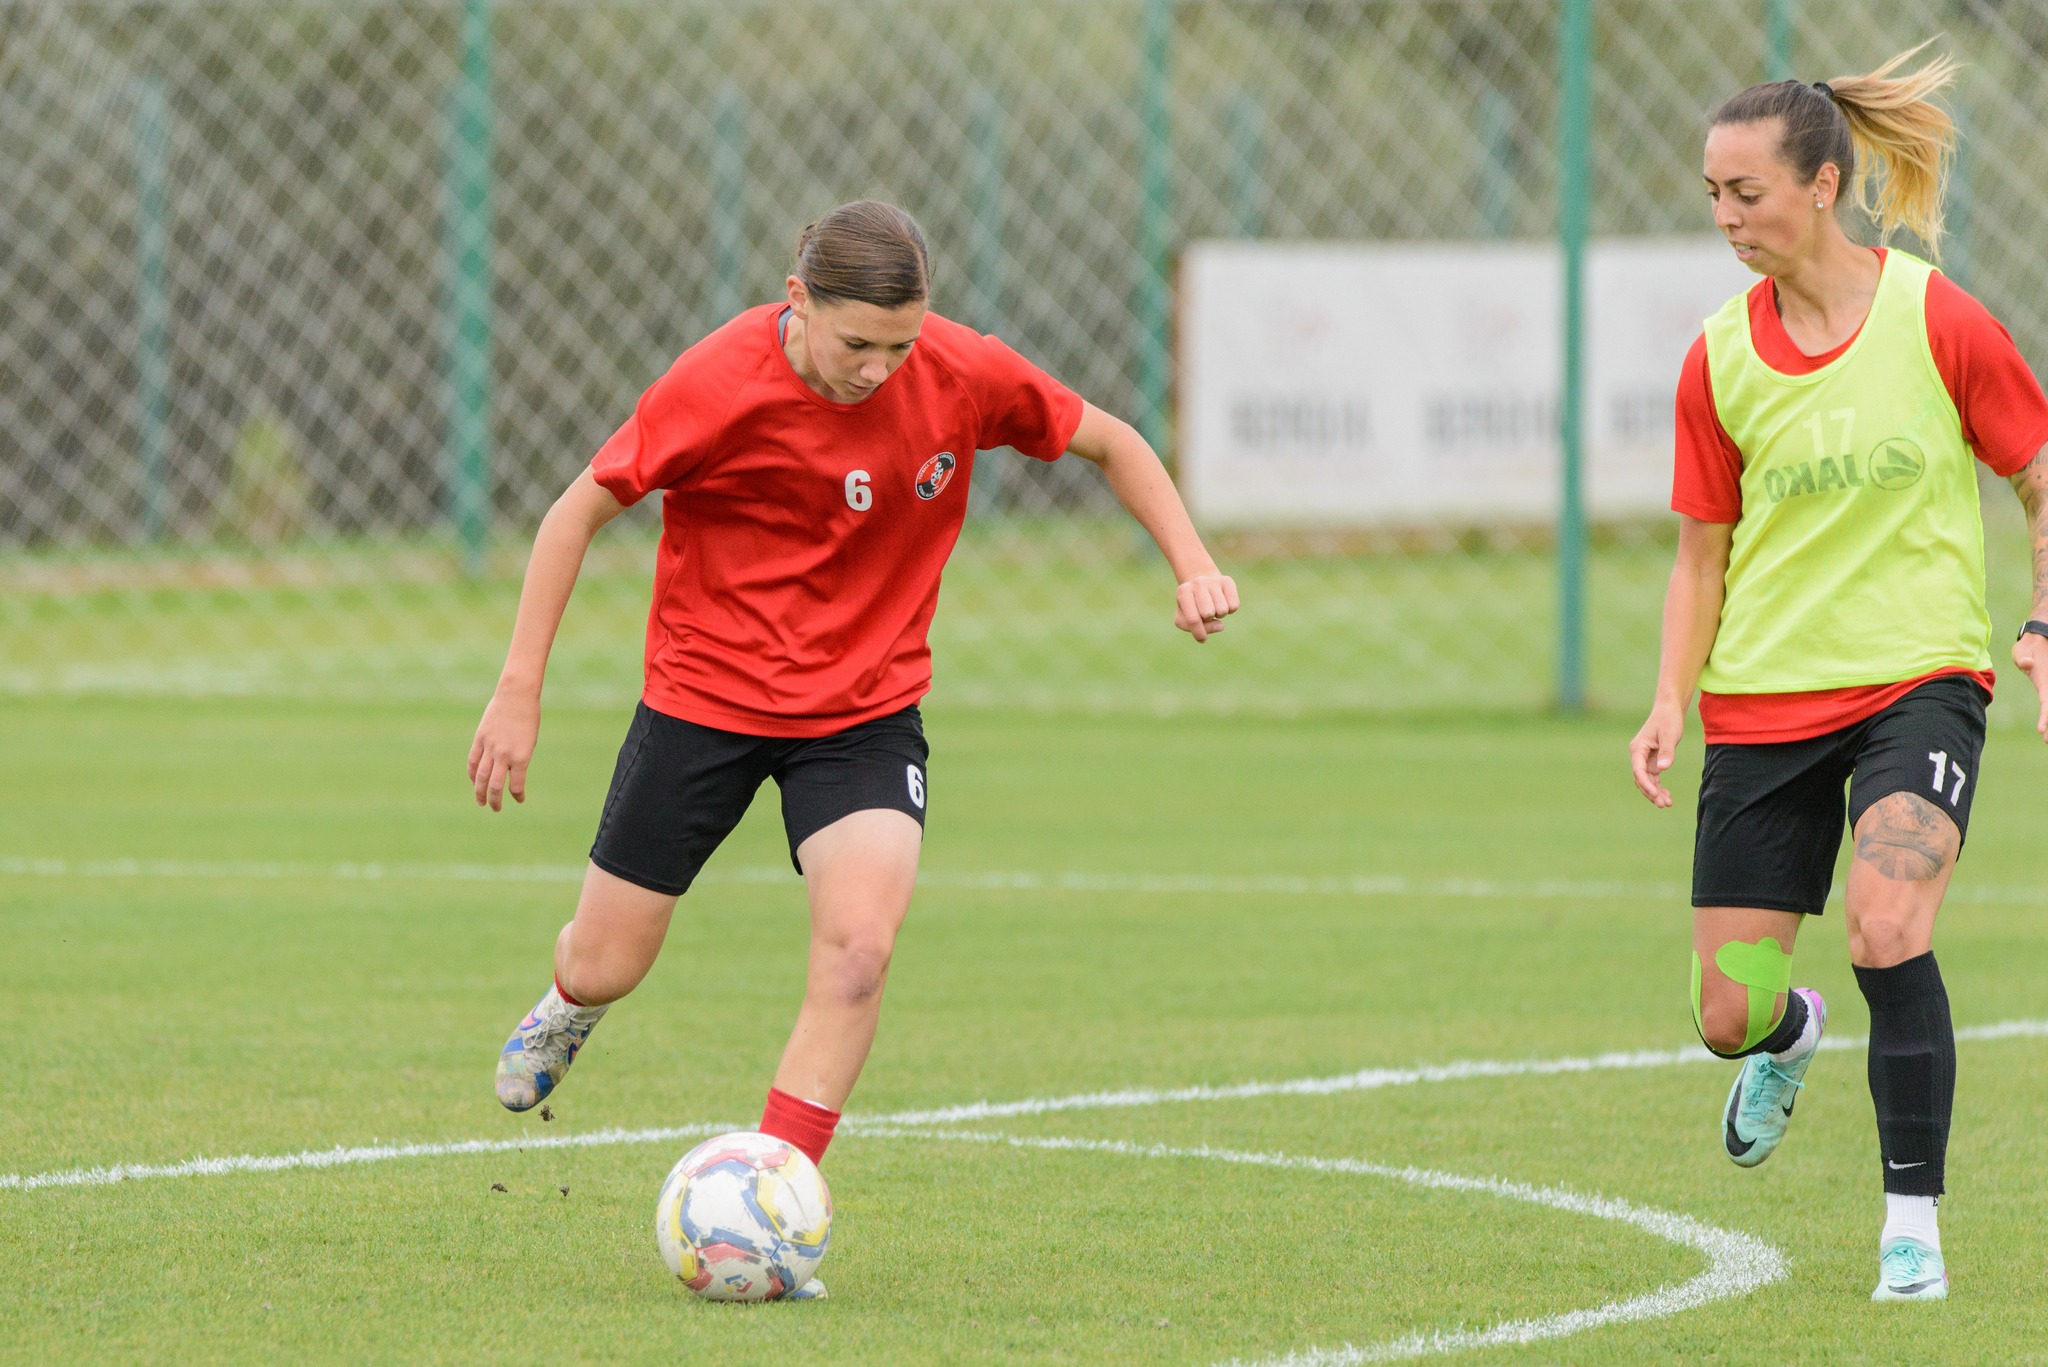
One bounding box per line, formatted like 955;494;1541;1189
1854;952;1954;1197
1750;986;1809;1057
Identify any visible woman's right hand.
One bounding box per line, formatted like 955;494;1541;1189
1629;701;1687;808
469;685;542;811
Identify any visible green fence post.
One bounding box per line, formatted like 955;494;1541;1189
713;84;746;321
1135;0;1174;456
1766;0;1795;81
1227;87;1264;239
1479;86;1514;238
133;76;170;543
1557;0;1591;712
443;0;495;573
969;89;1007;335
1947;97;1972;287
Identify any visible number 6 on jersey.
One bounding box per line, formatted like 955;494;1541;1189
844;470;872;511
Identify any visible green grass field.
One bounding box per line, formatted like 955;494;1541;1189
6;495;2037;729
5;696;2046;1364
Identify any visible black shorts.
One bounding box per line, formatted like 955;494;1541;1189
588;702;929;896
1692;675;1988;916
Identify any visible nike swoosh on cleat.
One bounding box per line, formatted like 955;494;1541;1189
1891;1279;1942;1295
1723;1092;1756;1157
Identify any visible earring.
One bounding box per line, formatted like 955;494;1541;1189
1815;199;1826;209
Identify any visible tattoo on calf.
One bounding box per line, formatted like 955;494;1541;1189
1853;793;1957;882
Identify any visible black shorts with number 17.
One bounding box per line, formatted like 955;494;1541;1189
1691;675;1988;916
589;702;929;897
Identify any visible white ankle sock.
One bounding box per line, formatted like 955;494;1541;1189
1882;1193;1940;1251
1768;991;1822;1062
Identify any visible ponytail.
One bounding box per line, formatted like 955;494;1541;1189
1827;41;1959;254
1709;39;1959;257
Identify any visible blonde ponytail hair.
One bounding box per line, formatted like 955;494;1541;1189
1828;40;1959;254
1709;39;1959;257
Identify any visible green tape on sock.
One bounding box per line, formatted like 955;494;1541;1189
1714;936;1794;1053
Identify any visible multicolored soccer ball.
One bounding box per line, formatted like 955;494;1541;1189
654;1131;833;1301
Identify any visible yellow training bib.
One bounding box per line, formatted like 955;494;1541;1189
1698;251;1992;694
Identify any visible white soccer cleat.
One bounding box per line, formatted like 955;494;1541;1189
495;984;607;1112
785;1277;828;1301
1871;1238;1947;1301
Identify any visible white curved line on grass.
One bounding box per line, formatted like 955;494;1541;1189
853;1128;1786;1366
6;1019;2043;1193
5;854;2043;905
867;1019;2048;1127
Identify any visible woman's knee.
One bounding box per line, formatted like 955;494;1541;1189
1847;910;1924;969
556;918;658;1005
1695;981;1760;1056
554;868;677;1004
812;930;896;1006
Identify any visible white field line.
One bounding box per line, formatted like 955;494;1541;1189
863;1018;2048;1127
850;1129;1785;1367
0;1123;736;1193
7;1019;2044;1194
4;853;2045;906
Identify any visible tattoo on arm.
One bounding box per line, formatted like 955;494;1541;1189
2013;448;2048;615
1853;792;1958;882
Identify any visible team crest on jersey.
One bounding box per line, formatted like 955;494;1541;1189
915;452;958;500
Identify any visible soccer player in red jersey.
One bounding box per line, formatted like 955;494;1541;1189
1628;48;2048;1301
468;203;1239;1279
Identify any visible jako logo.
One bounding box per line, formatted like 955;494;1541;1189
1869;438;1925;490
915;452;958;500
1763;437;1926;504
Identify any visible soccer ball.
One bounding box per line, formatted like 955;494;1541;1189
654;1131;833;1301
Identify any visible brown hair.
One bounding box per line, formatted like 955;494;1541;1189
1710;40;1959;255
793;200;931;309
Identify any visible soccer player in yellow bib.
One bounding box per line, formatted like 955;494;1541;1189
1629;43;2048;1302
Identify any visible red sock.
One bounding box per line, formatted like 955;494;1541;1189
553;975;585;1008
760;1086;841;1166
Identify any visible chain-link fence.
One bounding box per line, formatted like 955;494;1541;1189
4;1;2045;720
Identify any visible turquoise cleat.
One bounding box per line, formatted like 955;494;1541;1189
1722;987;1826;1168
495;985;607;1113
1871;1238;1948;1301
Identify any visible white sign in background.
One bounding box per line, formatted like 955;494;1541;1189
1178;237;1756;526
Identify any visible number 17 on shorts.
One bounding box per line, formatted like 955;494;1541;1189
1927;750;1967;807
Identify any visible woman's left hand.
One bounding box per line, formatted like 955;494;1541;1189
1175;574;1240;643
2016;632;2048;742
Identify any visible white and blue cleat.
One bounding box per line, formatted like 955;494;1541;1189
1871;1238;1947;1301
495;984;607;1112
1722;987;1826;1168
785;1278;828;1301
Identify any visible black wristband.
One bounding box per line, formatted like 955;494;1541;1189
2021;619;2048;644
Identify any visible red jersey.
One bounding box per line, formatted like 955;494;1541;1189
1670;250;2048;743
591;305;1084;736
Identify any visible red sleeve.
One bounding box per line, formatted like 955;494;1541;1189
1671;333;1744;523
588;320;758;505
962;332;1084;462
1925;273;2048;477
